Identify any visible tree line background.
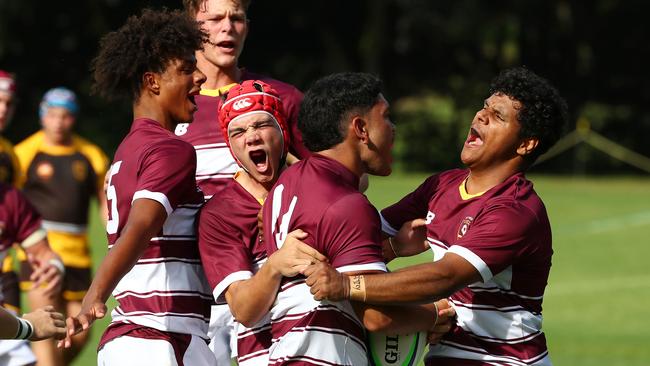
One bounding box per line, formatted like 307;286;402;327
1;0;647;174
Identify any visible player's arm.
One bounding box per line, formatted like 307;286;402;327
0;306;66;341
345;269;452;335
381;218;430;262
59;198;167;347
22;238;64;296
225;230;327;327
328;203;533;304
379;175;443;262
305;252;481;304
10;187;64;295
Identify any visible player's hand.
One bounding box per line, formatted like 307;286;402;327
27;253;63;298
428;298;456;345
270;229;327;277
57;300;106;349
303;261;349;301
393;218;429;257
22;306;67;341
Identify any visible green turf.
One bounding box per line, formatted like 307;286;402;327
70;174;650;365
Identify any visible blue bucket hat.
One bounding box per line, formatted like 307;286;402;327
40;87;79;117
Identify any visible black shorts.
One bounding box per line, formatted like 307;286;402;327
0;270;21;312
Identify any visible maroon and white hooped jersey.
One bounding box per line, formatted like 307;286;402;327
175;70;308;200
198;177;271;366
262;154;386;366
0;183;46;303
0;183;45;254
381;169;553;366
101;118;211;347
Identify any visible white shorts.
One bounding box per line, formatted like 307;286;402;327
0;340;36;366
207;304;237;365
98;333;216;366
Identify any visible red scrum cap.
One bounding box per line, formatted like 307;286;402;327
219;80;290;158
0;70;16;96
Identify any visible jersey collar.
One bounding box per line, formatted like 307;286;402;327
458;176;487;200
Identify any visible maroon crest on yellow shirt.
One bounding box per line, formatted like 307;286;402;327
457;216;474;239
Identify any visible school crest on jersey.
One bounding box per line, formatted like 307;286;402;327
457;216;474;239
36;161;54;180
71;160;88;182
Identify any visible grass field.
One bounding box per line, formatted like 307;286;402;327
69;174;650;365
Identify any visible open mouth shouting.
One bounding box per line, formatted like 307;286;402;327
249;149;269;173
188;89;200;110
465;127;484;147
216;40;236;54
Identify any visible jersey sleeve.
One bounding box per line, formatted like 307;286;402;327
198;200;254;303
318;194;386;273
447;201;539;283
380;174;441;236
80;140;110;193
6;187;46;247
14;133;42;188
134;140;199;215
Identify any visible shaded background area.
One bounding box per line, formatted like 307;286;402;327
1;0;648;174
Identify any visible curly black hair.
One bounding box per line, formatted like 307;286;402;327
91;8;207;101
490;67;569;163
299;72;383;152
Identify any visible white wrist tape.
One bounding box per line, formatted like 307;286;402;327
14;317;34;340
48;259;65;275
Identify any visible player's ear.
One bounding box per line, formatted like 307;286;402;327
351;116;369;144
142;72;161;95
517;137;539;157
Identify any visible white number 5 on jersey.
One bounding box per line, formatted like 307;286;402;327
106;161;122;234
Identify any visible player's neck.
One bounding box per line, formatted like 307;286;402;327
133;100;174;132
197;58;241;90
42;132;72;147
465;163;521;194
318;144;364;178
234;170;270;203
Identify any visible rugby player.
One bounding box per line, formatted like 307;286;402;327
0;182;65;365
261;72;451;365
0;70;20;187
14;86;108;365
305;67;569;366
0;70;22;321
60;9;215;365
179;0;308;200
180;1;311;362
198;80;326;365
